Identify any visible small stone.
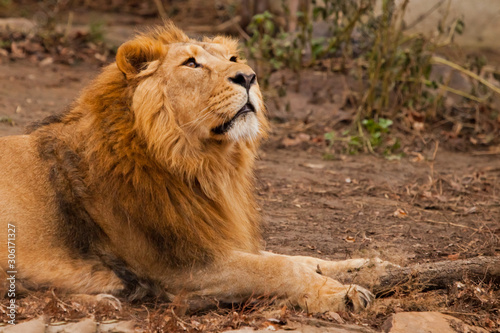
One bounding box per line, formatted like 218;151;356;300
0;18;35;33
3;317;46;333
382;312;489;333
46;318;96;333
39;57;54;67
99;320;137;333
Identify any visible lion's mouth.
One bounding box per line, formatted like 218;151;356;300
211;103;255;135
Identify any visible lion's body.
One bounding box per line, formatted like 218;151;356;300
0;24;374;312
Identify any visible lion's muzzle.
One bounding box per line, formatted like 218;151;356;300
212;102;255;135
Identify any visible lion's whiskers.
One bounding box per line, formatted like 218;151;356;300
180;104;213;129
180;105;217;135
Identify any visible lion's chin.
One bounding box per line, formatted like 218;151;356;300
211;103;260;142
227;113;260;142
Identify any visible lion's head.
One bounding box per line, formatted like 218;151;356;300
103;23;269;172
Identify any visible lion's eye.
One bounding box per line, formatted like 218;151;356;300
229;56;237;62
183;58;200;68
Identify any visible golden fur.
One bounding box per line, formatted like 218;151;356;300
0;23;374;312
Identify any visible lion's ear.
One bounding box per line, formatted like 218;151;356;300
116;39;164;77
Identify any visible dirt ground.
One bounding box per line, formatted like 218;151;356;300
0;2;499;332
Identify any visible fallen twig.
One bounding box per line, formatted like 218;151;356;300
374;256;500;296
472;150;500;156
416;219;480;232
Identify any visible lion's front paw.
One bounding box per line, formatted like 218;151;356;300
344;285;374;311
298;279;374;313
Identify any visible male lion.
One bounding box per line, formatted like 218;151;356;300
0;23;374;313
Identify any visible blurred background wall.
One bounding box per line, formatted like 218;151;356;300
401;0;500;49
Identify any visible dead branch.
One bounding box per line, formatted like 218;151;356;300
417;219;480;232
374;256;500;296
431;56;500;96
153;0;168;20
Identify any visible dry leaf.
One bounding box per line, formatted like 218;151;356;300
280;305;287;319
10;42;25;58
94;53;107;62
410;152;425;162
413;121;424;131
464;206;477;214
422;191;433;199
302;163;325;169
435;195;448;202
343;236;355;243
281;133;311;147
39;57;53;67
393;208;407;218
260;320;279;330
326;311;345;324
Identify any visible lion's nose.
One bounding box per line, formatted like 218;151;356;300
229;72;256;91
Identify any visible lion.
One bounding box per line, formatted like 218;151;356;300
0;23;374;313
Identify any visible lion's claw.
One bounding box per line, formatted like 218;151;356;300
354;286;375;309
345;285;374;311
299;278;374;313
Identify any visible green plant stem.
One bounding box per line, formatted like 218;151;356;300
315;4;369;60
431;56;500;96
357;119;375;154
429;80;487;103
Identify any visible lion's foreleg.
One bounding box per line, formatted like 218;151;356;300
178;251;373;313
261;251;394;278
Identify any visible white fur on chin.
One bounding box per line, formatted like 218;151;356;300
228;113;260;142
